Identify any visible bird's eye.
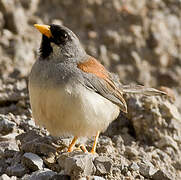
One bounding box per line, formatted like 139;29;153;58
50;25;69;45
61;32;68;39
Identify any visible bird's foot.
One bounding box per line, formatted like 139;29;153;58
90;149;96;154
68;144;88;153
78;144;88;153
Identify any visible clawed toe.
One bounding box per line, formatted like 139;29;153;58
78;144;88;153
67;132;100;154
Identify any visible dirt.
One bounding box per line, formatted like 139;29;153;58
0;0;181;179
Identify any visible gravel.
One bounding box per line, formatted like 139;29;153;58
58;151;96;179
22;152;44;171
0;115;16;135
0;0;181;179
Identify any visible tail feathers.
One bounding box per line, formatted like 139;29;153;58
121;85;167;96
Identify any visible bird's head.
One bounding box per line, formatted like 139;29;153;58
34;24;86;61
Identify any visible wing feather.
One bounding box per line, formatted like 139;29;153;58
77;56;127;113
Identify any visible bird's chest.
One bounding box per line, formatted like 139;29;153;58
29;82;80;125
29;60;79;89
29;81;120;136
29;82;78;115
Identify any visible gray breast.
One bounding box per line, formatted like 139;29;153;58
29;60;84;88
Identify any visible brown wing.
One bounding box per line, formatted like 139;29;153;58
77;56;127;113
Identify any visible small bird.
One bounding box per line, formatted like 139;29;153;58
29;24;165;153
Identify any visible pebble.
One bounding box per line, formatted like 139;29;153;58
22;169;56;180
0;115;16;135
22;152;44;171
3;149;18;159
0;159;8;175
58;151;96;179
0;0;181;179
112;135;123;144
128;162;139;171
6;163;27;177
50;174;70;180
0;0;27;33
155;135;178;151
94;156;113;175
121;166;129;176
79;176;105;180
152;169;172;180
0;138;19;158
0;174;11;180
43;153;59;172
124;146;139;159
0;12;5;30
138;162;157;178
0;174;17;180
92;176;106;180
172;160;181;170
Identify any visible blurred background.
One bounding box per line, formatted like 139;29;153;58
0;0;181;110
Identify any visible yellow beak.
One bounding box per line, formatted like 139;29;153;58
34;24;52;38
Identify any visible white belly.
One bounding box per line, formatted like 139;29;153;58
29;83;120;137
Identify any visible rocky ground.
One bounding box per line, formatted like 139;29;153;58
0;0;181;179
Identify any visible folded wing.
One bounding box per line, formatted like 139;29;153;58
77;56;127;113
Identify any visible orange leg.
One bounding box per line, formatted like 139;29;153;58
68;136;78;152
91;131;100;154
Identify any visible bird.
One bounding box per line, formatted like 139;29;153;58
29;24;166;153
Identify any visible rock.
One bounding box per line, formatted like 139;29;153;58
22;169;56;180
43;153;60;172
112;167;121;177
121;165;129;176
105;30;121;46
0;81;27;108
158;86;175;102
128;162;139;171
3;149;18;158
152;169;172;180
138;162;157;178
0;115;16;135
124;146;139;159
155;135;178;151
96;145;115;154
58;151;96;179
0;174;11;180
0;137;19;156
94;156;113;175
172;161;181;170
16;131;42;144
21;141;56;156
127;95;181;146
6;163;28;177
79;176;105;180
88;31;98;39
0;12;4;30
0;159;8;175
97;136;112;146
96;136;115;154
50;174;71;180
22;152;44;171
112;135;124;148
1;0;181;179
13;36;35;76
0;0;27;33
0;174;17;180
110;53;120;63
91;176;105;180
17;132;57;156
